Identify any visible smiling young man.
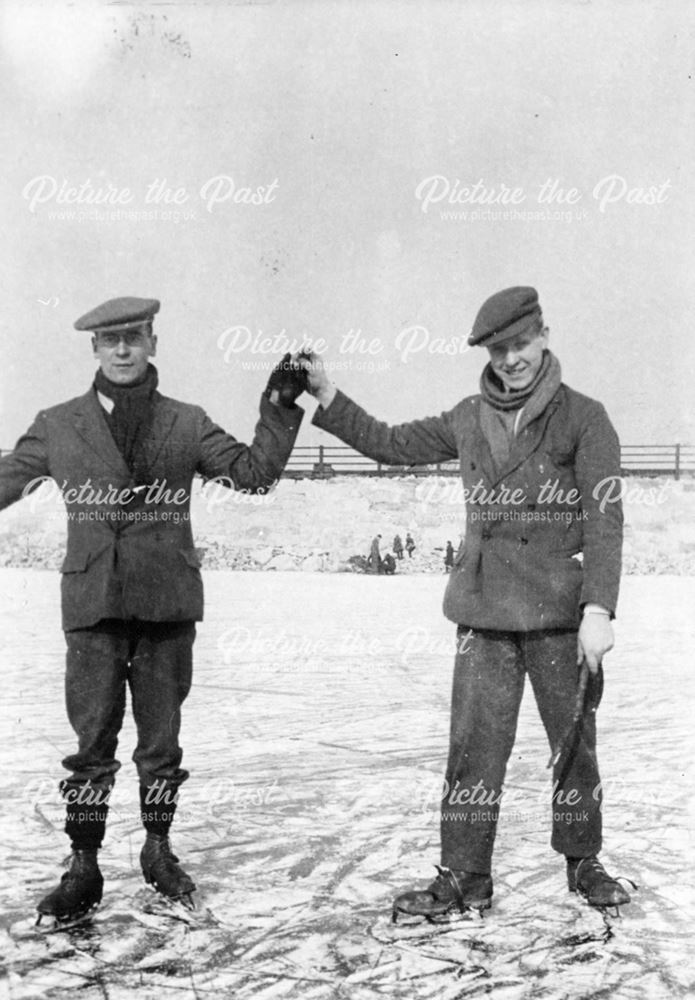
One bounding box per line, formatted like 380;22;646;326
302;286;632;919
0;296;306;923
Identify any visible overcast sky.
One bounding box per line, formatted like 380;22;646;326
2;0;693;448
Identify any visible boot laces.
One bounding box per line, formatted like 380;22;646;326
576;856;638;893
576;856;610;881
430;866;461;901
147;837;183;873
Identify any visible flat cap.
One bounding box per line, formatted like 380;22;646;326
468;287;541;347
74;297;160;332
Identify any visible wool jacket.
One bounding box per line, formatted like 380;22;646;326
0;388;302;630
313;384;623;631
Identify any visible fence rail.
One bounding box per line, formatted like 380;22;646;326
1;444;693;479
282;444;695;479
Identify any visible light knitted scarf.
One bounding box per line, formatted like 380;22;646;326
478;350;562;473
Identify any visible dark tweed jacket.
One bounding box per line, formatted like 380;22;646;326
313;385;623;631
0;388;302;630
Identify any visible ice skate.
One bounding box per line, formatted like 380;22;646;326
36;849;103;928
567;855;635;913
141;833;196;908
392;865;493;925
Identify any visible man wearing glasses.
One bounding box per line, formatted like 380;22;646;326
0;297;306;923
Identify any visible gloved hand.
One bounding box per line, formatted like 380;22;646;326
264;352;309;407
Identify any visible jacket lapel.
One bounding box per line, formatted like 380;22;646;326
470;403;498;486
490;396;561;487
72;389;179;481
143;394;179;471
73;389;131;478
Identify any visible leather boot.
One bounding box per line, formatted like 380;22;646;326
140;832;196;904
392;865;493;923
567;855;632;907
36;849;103;923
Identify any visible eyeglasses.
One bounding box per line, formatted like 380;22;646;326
96;330;150;348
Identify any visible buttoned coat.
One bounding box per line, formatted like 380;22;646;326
0;388;302;630
313;384;622;631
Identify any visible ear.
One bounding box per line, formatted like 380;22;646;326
149;334;158;357
540;326;550;348
91;335;98;357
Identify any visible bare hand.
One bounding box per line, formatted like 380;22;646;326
577;614;614;674
294;352;336;409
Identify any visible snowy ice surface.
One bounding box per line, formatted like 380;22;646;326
2;475;695;574
0;570;693;999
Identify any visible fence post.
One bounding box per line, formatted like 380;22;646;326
318;445;324;475
675;443;681;481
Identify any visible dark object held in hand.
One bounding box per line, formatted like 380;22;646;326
265;353;309;407
547;661;603;769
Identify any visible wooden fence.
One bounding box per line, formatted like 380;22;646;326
1;444;693;479
282;444;695;479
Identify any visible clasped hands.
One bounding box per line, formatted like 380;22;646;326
265;351;335;409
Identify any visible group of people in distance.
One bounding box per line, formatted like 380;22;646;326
369;534;457;575
368;531;416;574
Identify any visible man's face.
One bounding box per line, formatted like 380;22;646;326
92;326;157;385
486;327;548;391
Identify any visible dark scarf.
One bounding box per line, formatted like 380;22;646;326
94;363;158;484
478;350;562;473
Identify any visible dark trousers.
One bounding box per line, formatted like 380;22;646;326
60;619;195;846
440;627;602;873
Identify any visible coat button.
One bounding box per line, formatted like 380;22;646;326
519;537;528;545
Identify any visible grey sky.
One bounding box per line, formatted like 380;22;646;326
2;0;693;447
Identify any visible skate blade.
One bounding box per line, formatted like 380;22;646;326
151;887;196;910
143;888;197;922
374;909;486;944
574;889;631;913
35;907;97;934
392;902;489;926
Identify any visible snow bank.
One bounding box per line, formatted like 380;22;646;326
1;475;693;574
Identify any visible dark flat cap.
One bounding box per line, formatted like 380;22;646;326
74;297;160;332
468;287;541;347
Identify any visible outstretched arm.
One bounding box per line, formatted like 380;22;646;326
196;396;303;495
196;354;308;493
300;353;459;467
0;413;51;513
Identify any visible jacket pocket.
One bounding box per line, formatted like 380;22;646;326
60;551;91;574
60;542;112;574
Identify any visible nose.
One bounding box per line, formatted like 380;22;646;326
115;338;130;356
503;346;520;367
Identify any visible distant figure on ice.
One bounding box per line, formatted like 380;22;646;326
444;540;455;572
368;533;382;574
393;534;404;560
405;532;416;558
0;297;305;925
382;552;396;575
301;285;631;919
